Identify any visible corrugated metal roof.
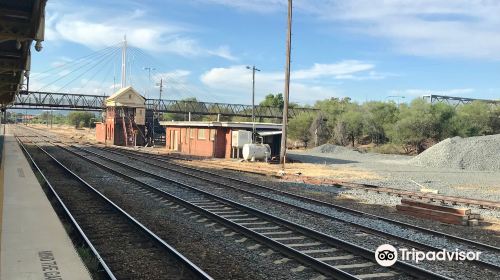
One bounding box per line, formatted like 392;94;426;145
256;130;282;136
159;121;282;129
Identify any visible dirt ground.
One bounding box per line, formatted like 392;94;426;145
29;124;97;143
181;159;382;181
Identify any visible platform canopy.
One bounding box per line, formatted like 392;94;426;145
105;86;146;108
0;0;47;106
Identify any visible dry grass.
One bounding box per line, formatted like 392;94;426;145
181;159;381;181
30;124;97;143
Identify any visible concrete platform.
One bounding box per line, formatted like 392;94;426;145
1;127;91;280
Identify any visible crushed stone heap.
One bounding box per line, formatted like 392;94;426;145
410;134;500;171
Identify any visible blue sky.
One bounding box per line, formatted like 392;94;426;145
30;0;500;105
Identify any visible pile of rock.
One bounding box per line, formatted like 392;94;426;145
410;134;500;171
309;144;359;155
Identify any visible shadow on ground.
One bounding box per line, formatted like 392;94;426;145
288;153;358;165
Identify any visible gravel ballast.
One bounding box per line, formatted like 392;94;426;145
410;134;500;171
75;146;500;279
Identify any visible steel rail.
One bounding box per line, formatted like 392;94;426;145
19;126;500;256
100;146;500;255
52;142;451;280
146;150;500;209
16;137;118;280
18;127;499;275
17;136;213;280
52;144;360;279
82;145;500;272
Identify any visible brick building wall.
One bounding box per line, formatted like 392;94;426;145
95;123;106;143
166;126;218;157
163;123;281;159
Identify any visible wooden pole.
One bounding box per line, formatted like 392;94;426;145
280;0;293;169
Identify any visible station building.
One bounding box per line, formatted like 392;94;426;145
160;121;282;159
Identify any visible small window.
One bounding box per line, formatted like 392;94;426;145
190;128;195;139
210;129;215;141
198;128;206;140
129;94;132;99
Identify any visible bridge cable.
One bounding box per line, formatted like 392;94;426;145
36;46;120;92
61;47;121;93
130;47;217;102
30;42;122;79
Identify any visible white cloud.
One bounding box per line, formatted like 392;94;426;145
46;4;237;60
197;0;500;60
293;60;374;79
196;0;285;13
200;61;380;103
207;46;238;61
390;88;475;97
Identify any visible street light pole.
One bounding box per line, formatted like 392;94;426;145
246;65;260;143
143;66;156;99
280;0;293;169
144;66;156;146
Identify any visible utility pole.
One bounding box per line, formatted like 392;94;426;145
144;66;156;99
158;78;163;100
280;0;293;169
152;78;164;147
246;65;260;143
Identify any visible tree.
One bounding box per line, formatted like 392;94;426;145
288;113;314;147
489;106;500;134
430;102;456;139
309;113;330;146
313;97;352;143
68;112;96;128
260;94;284;108
453;101;493;136
362;101;399;144
336;106;364;147
388;99;438;153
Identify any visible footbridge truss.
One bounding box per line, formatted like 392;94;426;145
423;94;499;106
10;91;318;118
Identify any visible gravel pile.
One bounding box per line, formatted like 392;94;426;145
410;134;500;171
309;144;360;155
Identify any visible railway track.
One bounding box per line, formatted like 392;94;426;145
16;130;451;279
19;125;500;209
16;126;500;278
76;144;500;271
94;146;500;253
17;137;212;280
21;124;500;210
115;145;500;210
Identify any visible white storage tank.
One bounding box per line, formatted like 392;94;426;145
242;144;271;161
232;130;252;148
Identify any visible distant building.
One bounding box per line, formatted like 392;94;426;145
160;121;282;159
95;87;147;146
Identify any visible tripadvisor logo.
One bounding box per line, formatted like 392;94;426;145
375;244;398;267
375;244;482;267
